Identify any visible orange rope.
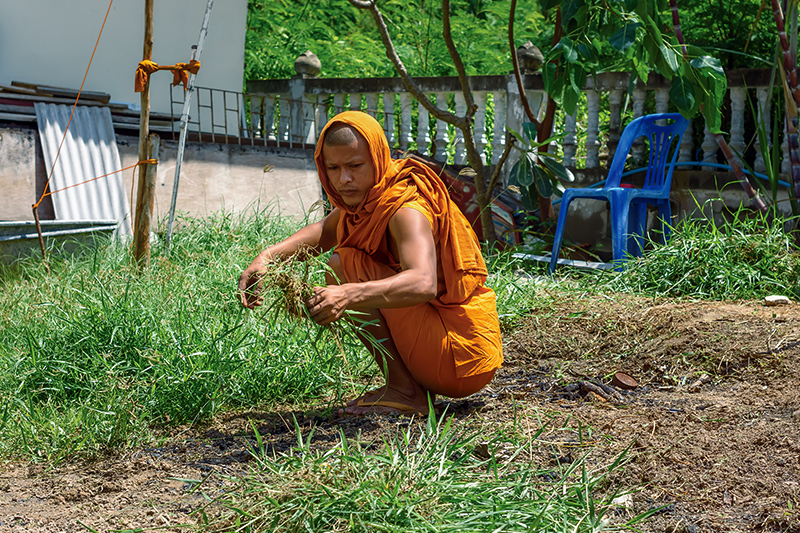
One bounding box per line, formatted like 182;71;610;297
34;0;114;211
34;160;158;208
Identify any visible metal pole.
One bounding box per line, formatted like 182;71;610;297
164;0;214;252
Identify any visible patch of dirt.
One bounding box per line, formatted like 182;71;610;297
2;294;800;532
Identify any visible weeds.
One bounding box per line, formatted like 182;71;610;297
201;412;651;532
591;206;800;300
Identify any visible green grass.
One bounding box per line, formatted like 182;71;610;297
199;412;652;533
0;208;371;461
554;208;800;301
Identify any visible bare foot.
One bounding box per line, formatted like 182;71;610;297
345;386;386;408
343;387;433;416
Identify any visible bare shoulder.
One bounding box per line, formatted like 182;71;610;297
388;207;433;240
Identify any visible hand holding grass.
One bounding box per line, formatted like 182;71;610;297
306;285;349;326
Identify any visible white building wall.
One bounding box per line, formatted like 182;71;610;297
0;0;247;116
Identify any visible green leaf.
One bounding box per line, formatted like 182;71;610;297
507;127;526;145
541;155;575;182
534;165;554;197
542;62;563;97
609;22;641;52
562;86;581;116
691;56;725;78
659;44;680;74
569;64;587;94
669;75;696;113
512;154;535;187
559;36;579;63
561;0;585;27
521;185;536;211
522;122;538;144
703;94;723;133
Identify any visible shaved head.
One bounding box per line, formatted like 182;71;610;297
323;123;361;147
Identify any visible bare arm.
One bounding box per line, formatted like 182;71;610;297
305;207;438;325
238;209;340;309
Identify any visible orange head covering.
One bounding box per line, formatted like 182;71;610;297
314;111;487;300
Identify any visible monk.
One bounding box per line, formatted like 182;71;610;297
238;111;502;416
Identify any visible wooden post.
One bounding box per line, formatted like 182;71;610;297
32;205;47;261
133;0;154;266
133;134;160;266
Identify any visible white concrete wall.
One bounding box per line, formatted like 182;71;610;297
0;0;247;116
116;135;323;223
0;127;324;224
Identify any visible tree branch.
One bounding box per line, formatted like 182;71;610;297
348;0;467;130
442;0;476;118
509;0;539;126
486;134;516;194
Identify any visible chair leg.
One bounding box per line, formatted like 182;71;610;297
608;194;631;268
627;201;648;258
549;194;573;274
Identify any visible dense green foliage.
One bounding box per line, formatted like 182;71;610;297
677;0;778;70
245;0;548;79
245;0;778;82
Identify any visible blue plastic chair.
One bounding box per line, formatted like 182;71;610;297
549;113;689;273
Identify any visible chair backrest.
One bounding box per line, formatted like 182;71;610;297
604;113;689;193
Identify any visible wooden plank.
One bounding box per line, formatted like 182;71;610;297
11;81;110;103
0;92;108;107
0;103;36;115
0;84;42;96
0;112;37;122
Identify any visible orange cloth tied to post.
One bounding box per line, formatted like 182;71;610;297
134;59;201;92
314;111;502;387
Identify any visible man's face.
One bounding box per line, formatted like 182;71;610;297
322;134;375;207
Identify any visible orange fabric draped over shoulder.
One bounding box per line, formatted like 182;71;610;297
314;111;502;386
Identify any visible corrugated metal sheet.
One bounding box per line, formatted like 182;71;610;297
35;103;131;235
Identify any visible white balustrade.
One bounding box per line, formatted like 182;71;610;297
453;92;467;165
679;119;693;163
315;94;329;141
563;113;577;168
607;89;623;165
382;93;396;147
244;69;785;191
332;93;345;115
585;90;601;168
754;87;770;173
702;123;718;162
349;93;362;111
434;92;450;162
416;99;431;157
278;94;290;145
631;86;646;163
729;87;746;158
473;92;488;165
491;91;506;166
399;92;414;151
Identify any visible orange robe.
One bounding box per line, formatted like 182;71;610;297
314;111;502;398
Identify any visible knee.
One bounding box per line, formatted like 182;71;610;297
326;252;345;285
